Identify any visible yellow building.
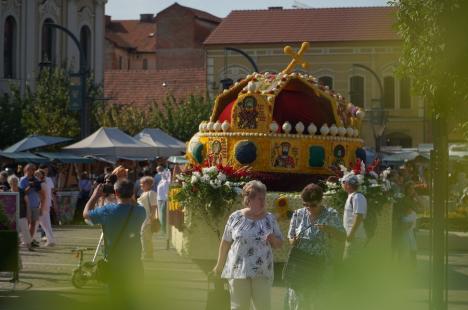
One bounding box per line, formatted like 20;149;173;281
204;6;427;149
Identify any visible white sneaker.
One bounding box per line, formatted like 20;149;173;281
41;236;48;242
45;242;56;247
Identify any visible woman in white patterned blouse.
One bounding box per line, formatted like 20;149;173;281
213;180;283;310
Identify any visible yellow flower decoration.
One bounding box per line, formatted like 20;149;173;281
275;195;290;219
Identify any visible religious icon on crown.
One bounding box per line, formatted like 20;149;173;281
272;142;297;169
236;96;259;129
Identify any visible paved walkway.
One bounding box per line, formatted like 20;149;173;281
0;226;467;310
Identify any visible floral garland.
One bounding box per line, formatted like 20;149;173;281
175;162;251;237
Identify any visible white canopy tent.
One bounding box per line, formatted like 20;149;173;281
63;127;158;162
134;128;186;157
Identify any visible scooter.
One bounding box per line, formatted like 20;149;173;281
71;233;104;288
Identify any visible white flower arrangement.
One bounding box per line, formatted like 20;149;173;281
175;164;251;225
324;159;399;214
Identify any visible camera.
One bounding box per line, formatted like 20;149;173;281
102;184;114;195
96;174;117;195
28;178;42;191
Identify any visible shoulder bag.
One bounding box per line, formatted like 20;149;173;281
149;193;161;233
205;275;230;310
282;223;326;290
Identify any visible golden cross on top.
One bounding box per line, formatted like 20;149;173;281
282;42;310;74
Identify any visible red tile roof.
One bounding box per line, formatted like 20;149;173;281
204;6;398;45
155;3;222;24
104;69;206;107
106;20;156;52
186;6;222;23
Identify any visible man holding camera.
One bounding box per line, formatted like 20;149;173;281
83;178;146;308
19;164;43;246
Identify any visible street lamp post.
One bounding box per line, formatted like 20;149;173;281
221;47;259;89
352;64;387;155
44;22;89;139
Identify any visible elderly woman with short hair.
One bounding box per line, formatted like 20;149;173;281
285;183;345;310
213;180;283;310
138;176;158;259
8;175;34;251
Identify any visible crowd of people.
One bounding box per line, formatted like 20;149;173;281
0;164;57;250
209;170;424;310
0;160;428;309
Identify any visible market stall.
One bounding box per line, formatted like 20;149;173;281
63;127;159;163
134;128;186;157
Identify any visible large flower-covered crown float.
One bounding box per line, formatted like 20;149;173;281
187;42;367;191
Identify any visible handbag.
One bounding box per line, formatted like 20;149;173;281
205;277;230;310
149;194;161;233
283;224;326;289
96;204;135;283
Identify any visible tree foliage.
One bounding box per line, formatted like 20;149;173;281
0;90;26;149
20;69;81;137
13;68;104;139
95;95;212;142
95;103;149;136
148;95;213;142
392;0;468;139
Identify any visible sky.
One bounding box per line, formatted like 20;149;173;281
106;0;390;19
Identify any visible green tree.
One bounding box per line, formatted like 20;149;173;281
392;2;468;308
94;95;212;141
20;69;81;137
95;103;149;136
148;95;213;142
0;91;26;149
13;68;103;139
392;0;468;138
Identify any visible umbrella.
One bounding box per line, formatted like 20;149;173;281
0;151;49;163
3;135;72;153
167;156;188;164
36;152;94;164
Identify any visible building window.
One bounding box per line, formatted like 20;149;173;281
383;76;395;109
119;56;123;69
349;76;364;107
385;132;412;148
80;26;92;70
4;16;16;78
318;76;333;89
142;59;148;70
41;18;56;65
400;77;411;109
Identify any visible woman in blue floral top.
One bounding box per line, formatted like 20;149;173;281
285;183;345;310
213;180;283;310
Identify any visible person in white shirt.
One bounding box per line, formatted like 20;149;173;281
138;176;158;259
341;174;367;259
34;169;56;246
156;173;170;234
